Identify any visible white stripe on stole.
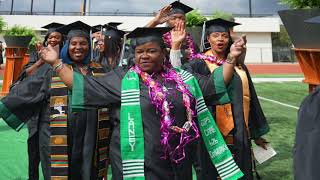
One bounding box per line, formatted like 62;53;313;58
220;165;241;179
221;168;241;179
123;159;144;163
123;173;145;178
122;89;140;93
215;157;233;169
218;162;237;174
121;98;140;103
121;95;140;100
122;92;140;96
121;102;140;106
123;166;144;170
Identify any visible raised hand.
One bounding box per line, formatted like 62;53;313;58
254;137;269;150
170;21;186;50
229;34;247;60
40;44;60;66
154;5;173;25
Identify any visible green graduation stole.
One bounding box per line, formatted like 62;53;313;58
120;71;145;179
120;68;244;180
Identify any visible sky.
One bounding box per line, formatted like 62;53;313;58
0;0;289;16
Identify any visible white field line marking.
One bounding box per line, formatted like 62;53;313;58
258;96;299;110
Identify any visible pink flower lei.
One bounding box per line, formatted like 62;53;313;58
192;52;226;66
131;65;200;163
163;32;196;60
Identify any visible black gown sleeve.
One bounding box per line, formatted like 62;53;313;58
0;64;51;131
71;67;125;111
182;60;231;106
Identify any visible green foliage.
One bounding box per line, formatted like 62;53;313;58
272;25;292;46
4;25;40;48
186;9;206;27
0;16;6;34
280;0;320;9
209;10;234;21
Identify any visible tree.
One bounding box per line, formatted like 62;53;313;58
186;9;206;27
210;10;234;21
280;0;320;9
0;16;6;34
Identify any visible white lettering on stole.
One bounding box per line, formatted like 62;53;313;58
209;145;228;158
128;113;136;151
204;127;216;136
209;138;218;146
200;117;210;126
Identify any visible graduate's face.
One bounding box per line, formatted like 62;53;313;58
68;37;89;63
47;32;62;47
134;42;165;74
207;32;230;54
97;40;104;53
167;13;186;28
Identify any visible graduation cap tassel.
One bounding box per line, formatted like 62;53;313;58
200;22;206;53
90;29;94;61
118;33;128;67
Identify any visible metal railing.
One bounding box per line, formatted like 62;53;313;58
0;10;275;17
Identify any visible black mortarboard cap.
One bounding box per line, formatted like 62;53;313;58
127;27;172;39
103;24;125;40
169;1;193;15
56;21;99;36
107;22;122;29
42;22;64;35
42;22;64;30
92;24;103;29
305;16;320;24
205;18;240;33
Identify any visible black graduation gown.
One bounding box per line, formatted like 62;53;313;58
0;64;102;180
93;56;119;72
71;67;230;180
294;86;320;180
7;50;42;180
183;59;269;180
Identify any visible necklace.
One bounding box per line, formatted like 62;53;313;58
193;50;226;65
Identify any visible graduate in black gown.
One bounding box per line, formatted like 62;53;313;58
146;1;198;64
15;22;65;83
178;18;269;179
7;22;65;180
294;16;320;180
294;85;320;180
94;23;125;72
0;21;109;180
39;26;248;180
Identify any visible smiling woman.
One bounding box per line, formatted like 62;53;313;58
0;21;111;180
